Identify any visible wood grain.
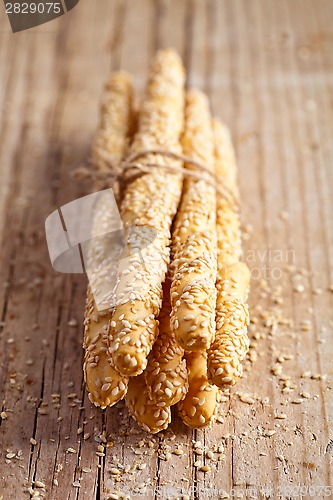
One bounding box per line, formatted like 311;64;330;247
0;1;332;498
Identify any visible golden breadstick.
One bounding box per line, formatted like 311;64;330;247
178;351;219;428
144;281;188;406
126;373;171;433
84;290;128;409
83;73;134;408
170;89;217;351
109;49;185;377
207;120;250;387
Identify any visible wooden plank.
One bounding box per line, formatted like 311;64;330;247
0;16;68;500
0;32;29;243
231;0;306;492
281;0;333;485
154;0;188;55
118;0;154;94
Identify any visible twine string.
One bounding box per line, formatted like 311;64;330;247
73;148;239;211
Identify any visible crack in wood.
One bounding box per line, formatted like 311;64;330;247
29;359;46;481
326;440;333;458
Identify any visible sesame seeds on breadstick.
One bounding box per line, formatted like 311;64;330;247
170;89;217;351
212;119;242;266
108;49;185;377
178;351;219;428
207;120;251;388
144;281;188;407
83;72;134;408
92;71;135;175
84;290;128;409
125;373;171;434
81;51;251;432
208;261;250;387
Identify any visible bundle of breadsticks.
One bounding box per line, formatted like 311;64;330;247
82;49;250;433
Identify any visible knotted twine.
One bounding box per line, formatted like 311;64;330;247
73;148;239;212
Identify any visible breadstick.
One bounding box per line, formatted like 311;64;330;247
126;373;171;433
109;49;185;377
144;281;188;406
83;73;134;408
208;262;250;387
92;71;134;175
207;120;250;387
84;290;128;408
178;351;219;428
212;119;241;265
170;89;217;351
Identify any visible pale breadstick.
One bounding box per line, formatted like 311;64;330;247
212;119;241;265
125;373;171;433
144;281;188;406
208;262;250;387
92;71;134;174
109;49;185;377
83;73;134;408
207;120;250;387
170;89;217;351
178;351;219;428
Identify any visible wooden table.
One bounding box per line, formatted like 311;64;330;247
1;1;332;498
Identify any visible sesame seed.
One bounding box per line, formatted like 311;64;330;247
199;465;211;472
110;468;121;475
34;481;46;488
189;406;196;417
173;448;183;455
101;383;111;392
165;388;172;398
239;394;255;404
